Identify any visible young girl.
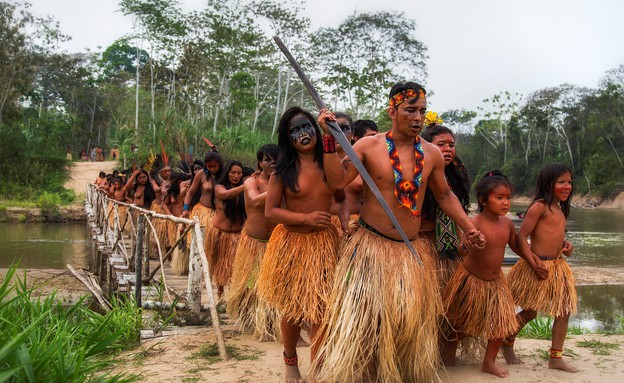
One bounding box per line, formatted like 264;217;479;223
503;163;578;373
443;170;539;378
256;107;341;383
209;160;246;295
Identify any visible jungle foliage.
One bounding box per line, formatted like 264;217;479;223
0;0;622;201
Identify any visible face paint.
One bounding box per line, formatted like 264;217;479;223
288;114;316;145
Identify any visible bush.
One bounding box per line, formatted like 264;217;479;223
0;265;141;382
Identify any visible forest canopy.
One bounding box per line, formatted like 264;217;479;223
0;0;622;201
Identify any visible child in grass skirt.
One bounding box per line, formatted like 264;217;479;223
502;163;578;373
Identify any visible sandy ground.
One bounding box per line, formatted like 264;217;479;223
114;264;624;382
114;326;624;383
64;160;118;197
6;267;622;383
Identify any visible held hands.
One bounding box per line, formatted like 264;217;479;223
532;257;549;280
317;109;335;136
562;240;573;257
464;229;486;250
181;210;190;219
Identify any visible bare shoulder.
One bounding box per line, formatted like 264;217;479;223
354;132;384;156
244;176;257;188
526;200;547;216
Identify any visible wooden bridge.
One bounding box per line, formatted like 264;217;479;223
83;184;228;359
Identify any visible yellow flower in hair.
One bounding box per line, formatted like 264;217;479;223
424;111;443;127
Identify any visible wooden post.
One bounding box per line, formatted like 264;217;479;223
134;214;145;308
193;219;228;360
186;220;203;315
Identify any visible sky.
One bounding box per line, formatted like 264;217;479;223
28;0;624;114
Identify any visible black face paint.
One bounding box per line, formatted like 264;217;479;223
288;114;316;144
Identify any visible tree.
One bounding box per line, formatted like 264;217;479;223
476;91;522;165
310;11;428;119
440;109;477;134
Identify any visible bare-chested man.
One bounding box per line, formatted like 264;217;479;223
313;82;486;383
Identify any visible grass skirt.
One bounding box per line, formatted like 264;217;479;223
313;226;441;383
171;223;189;275
188;203;214;254
443;264;518;340
205;226;240;287
107;202;127;231
153;201;177;249
227;231;280;341
256;224;339;325
507;258;577;317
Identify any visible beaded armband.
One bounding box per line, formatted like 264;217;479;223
322;135;336;153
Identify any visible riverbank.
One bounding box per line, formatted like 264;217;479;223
0;160;118;223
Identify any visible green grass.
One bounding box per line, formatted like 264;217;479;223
0;264;142;382
518;316;589;339
577;339;620;355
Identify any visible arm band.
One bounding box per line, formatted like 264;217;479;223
183;204;189;211
322;135;336;153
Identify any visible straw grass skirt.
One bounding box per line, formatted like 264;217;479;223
171;223;189;275
227;231;280;341
149;201;176;251
205;226;240;287
420;231;463;293
507;258;577;317
107;202;128;231
187;203;214;252
257;224;339;325
313;226;441;383
443;264;518;340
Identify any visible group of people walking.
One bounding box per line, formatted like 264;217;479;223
97;81;578;382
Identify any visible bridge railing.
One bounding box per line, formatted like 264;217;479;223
85;183;228;359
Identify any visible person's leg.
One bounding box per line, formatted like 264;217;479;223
549;314;579;372
442;331;464;366
282;317;305;383
483;338;509;378
502;309;537;364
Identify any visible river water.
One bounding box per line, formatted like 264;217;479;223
0;222;90;269
1;206;623;330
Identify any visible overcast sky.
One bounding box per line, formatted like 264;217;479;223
29;0;624;114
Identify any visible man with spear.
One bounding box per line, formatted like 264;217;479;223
314;82;486;382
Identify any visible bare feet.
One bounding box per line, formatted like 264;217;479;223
549;358;579;373
482;360;509;378
284;364;306;383
501;344;524;365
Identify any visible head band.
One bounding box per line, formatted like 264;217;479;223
388;88;425;108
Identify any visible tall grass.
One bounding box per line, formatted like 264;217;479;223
518;315;589;339
0;265;141;382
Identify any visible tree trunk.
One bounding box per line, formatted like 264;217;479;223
271;70;282;137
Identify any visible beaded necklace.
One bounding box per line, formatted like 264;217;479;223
385;130;425;217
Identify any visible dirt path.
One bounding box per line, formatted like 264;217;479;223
64;160;118;197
